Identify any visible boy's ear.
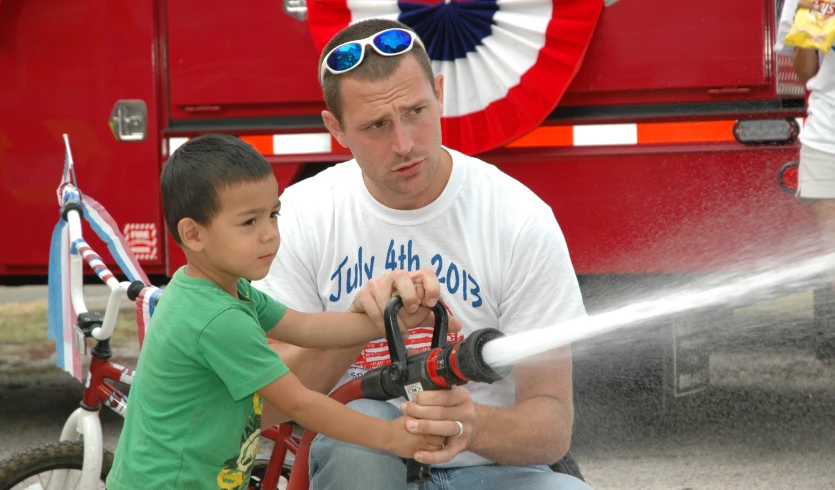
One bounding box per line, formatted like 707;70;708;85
322;110;348;148
178;218;205;253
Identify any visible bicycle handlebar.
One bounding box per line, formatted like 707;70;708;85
66;212;119;287
59;186;154;343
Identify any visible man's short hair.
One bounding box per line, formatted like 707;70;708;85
160;133;273;245
319;18;436;122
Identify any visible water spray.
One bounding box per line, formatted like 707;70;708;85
482;251;835;369
351;251;835;485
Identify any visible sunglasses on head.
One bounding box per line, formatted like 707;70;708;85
320;28;425;81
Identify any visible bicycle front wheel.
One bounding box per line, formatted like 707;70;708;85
0;441;113;490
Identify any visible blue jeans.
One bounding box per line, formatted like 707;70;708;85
309;399;592;490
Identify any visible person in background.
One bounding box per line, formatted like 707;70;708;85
791;0;835;360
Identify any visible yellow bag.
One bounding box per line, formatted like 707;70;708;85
784;2;835;53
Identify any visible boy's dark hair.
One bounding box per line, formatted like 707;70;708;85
161;133;273;245
319;18;436;122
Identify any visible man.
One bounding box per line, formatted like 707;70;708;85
254;18;590;490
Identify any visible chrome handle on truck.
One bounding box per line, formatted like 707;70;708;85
284;0;307;21
109;100;147;142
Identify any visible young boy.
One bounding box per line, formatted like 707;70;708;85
106;134;446;490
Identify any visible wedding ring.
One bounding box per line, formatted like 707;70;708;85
451;420;465;439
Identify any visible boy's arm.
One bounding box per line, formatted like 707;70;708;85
266;308;378;348
258;370;444;459
265;269;462;348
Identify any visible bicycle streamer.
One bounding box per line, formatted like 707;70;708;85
47;134;152;381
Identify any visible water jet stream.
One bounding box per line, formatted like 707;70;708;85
481;252;835;368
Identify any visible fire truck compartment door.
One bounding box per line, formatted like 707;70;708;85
165;0;324;120
563;0;772;105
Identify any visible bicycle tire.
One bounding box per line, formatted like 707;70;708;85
0;441;114;490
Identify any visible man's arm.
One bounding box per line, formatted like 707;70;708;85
469;347;573;464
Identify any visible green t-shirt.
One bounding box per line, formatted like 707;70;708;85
107;267;289;490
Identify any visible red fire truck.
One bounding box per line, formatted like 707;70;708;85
0;0;823;404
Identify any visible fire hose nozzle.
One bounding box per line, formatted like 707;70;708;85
359;297;508;401
358;297;509;484
449;327;509;384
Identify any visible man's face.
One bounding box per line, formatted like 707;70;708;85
202;177;282;282
323;54;446;209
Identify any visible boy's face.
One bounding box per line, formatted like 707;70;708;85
202;176;281;282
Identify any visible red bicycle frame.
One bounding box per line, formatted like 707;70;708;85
80;357;134;416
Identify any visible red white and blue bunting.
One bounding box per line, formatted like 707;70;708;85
308;0;603;155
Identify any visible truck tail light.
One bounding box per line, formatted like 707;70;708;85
777;161;799;194
733;118;799;145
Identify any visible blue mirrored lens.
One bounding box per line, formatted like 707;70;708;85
373;30;412;54
327;43;363;72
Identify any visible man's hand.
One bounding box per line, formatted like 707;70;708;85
349;269;462;338
398;387;478;464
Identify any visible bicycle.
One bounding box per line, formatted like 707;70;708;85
0;135;165;489
0;135;295;489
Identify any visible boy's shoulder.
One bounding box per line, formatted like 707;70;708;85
153;270;254;334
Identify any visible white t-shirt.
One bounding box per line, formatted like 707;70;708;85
254;147;586;467
801;48;835;156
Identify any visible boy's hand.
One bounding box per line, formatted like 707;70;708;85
385;417;446;459
349;269;463;337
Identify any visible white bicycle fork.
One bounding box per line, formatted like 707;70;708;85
44;408;104;490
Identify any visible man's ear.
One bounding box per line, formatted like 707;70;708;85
434;73;444;116
322;110;348;148
178;218;205;253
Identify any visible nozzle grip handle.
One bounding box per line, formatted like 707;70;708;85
383;297;449;484
383;296;449;384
